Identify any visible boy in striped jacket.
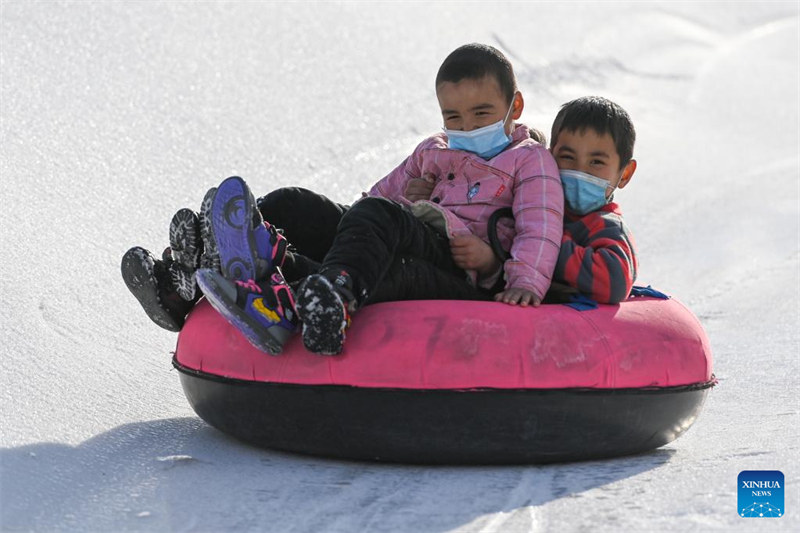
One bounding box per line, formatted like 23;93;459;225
548;96;638;304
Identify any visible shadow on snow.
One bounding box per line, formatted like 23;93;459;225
1;417;675;532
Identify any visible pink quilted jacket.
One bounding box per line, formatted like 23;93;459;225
368;123;563;299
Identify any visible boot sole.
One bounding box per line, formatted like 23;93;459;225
199;187;220;271
121;247;182;332
209;177;260;282
169;208;202;270
296;275;347;355
169;208;202;300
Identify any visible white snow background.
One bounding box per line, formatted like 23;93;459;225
1;1;798;531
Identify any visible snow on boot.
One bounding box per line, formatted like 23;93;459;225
168;208;203;301
121;246;195;332
295;271;354;355
198;186;220;271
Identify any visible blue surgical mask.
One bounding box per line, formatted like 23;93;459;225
560;169;611;215
445;99;515;159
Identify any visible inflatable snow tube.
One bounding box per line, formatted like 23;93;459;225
173;292;714;464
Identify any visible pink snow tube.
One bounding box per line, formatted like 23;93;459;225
174;293;714;464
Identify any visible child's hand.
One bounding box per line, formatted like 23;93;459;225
404;173;437;202
494;288;542;307
450;234;501;275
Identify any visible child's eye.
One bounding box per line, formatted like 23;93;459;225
559;154;574;161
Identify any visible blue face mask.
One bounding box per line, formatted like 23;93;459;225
560;169;611;215
445;99;515;159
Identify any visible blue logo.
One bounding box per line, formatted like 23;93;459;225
467;182;480;201
738;470;784;518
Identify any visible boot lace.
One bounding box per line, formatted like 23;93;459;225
235;279;262;293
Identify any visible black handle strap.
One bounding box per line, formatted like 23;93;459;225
487;207;514;261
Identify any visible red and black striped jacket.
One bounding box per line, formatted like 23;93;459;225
554;202;637;304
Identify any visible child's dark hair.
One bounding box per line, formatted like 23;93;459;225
436;43;518;105
550;96;636;167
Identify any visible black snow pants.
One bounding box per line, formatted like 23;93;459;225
257;189;491;306
318;196;491;307
256;187;345;281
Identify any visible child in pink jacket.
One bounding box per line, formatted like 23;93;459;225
194;43;563;355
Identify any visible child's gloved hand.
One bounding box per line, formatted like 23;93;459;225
494;288;542;307
404;173;437;202
450;234;500;276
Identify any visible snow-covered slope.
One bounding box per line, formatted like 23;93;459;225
2;2;798;531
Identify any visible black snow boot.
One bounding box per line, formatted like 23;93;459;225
121;246;198;332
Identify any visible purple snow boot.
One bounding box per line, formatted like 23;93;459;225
195;268;298;354
200;176;288;283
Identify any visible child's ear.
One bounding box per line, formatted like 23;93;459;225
511;92;524;119
617;159;636;189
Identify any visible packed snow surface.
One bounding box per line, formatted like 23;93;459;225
1;1;798;531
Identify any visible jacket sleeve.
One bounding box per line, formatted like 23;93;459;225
368;145;424;201
555;212;637;304
503;147;564;299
